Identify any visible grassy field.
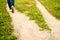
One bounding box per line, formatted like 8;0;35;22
15;0;51;30
0;0;16;40
39;0;60;20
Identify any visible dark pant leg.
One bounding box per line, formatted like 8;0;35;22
11;0;14;6
7;0;11;9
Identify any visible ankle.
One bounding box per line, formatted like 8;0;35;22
11;6;14;8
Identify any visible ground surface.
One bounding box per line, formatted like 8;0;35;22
7;4;51;40
0;0;16;40
39;0;60;19
36;0;60;40
6;0;60;40
15;0;50;30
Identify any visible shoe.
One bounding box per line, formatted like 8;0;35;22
11;6;14;13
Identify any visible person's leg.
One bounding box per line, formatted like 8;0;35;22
11;0;14;13
7;0;11;9
11;0;14;7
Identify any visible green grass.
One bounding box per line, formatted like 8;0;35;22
0;0;17;40
39;0;60;20
15;0;51;30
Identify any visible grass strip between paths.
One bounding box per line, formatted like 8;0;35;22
15;0;51;30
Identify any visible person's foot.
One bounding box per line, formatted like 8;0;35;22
11;6;14;13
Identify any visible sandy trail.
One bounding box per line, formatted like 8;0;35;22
6;4;51;40
35;0;60;40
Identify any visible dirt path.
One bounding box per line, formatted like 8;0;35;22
6;5;51;40
35;0;60;40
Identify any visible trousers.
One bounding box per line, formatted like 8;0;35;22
7;0;14;9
